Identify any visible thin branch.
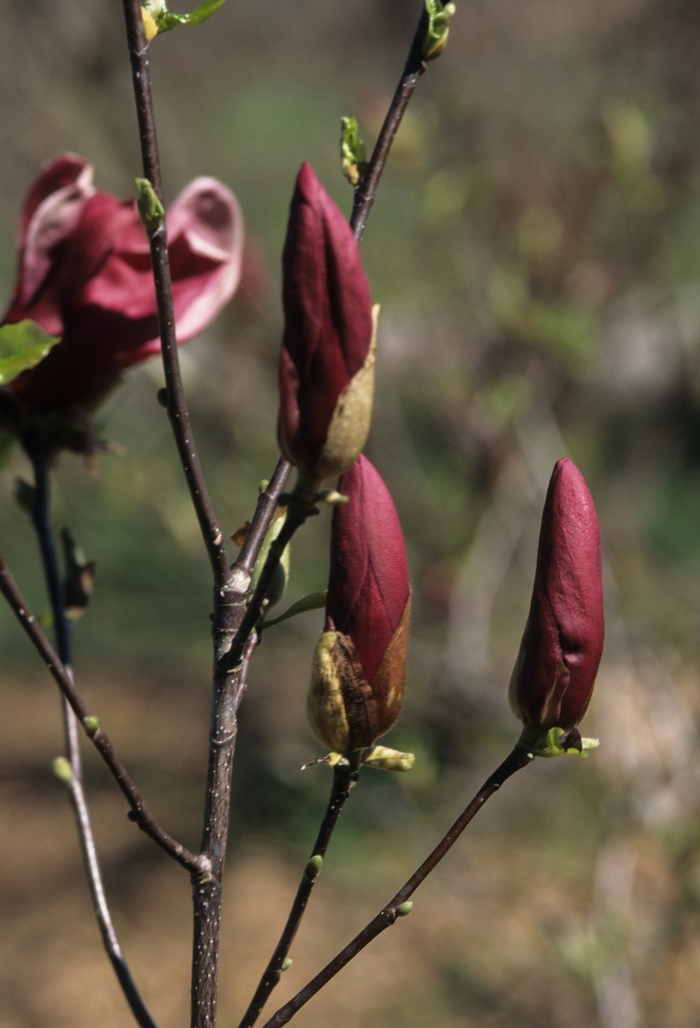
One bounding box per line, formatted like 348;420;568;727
260;746;534;1028
238;760;359;1028
25;444;158;1028
0;554;206;876
350;3;430;242
121;0;229;587
235;457;293;575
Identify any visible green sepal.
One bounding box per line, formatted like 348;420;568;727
422;0;456;61
0;321;60;385
362;745;416;772
154;0;227;34
340;116;368;186
135;178;165;233
516;724;600;759
262;590;327;630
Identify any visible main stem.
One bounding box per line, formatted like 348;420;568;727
27;443;158;1028
261;745;534;1028
238;761;359;1028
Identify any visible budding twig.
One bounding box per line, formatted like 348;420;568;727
237;760;359;1028
260;746;534;1028
350;3;430;242
0;554;206;876
25;443;158;1028
121;0;229;588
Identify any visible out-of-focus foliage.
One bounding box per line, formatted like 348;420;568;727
2;0;700;1025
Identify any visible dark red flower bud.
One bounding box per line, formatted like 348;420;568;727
509;458;604;733
308;455;411;755
2;154;243;413
278;163;376;480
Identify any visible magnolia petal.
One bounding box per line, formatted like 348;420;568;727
168;177;244;341
20;162;95;306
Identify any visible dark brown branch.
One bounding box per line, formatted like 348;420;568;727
350;3;429;242
0;556;207;876
121;0;229;587
190;631;258;1028
238;760;359;1028
261;746;534;1028
26;443;157;1028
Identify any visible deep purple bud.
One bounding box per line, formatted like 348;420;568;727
278;163;376;480
308;455;411;754
509;458;604;732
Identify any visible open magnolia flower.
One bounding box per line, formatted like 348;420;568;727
307;455;413;769
278;162;377;482
1;153;243;416
509;457;605;756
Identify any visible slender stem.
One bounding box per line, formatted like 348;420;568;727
190;631;258;1028
236;458;293;575
25;444;158;1028
238;760;359;1028
350;3;429;243
121;0;229;587
260;746;534;1028
0;553;206;875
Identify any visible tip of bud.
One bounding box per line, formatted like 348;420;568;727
396;901;414;917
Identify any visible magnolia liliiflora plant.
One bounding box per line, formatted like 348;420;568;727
0;4;611;1028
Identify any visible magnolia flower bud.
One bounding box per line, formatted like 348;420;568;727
509;458;604;734
308;456;410;755
278;163;377;480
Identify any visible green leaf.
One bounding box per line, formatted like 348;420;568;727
340;117;368;186
262;590;328;630
157;0;227;33
0;321;60;385
422;0;456;61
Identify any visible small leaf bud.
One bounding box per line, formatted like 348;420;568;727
305;854;324;879
362;745;415;772
82;715;101;737
52;756;73;784
135;178;165;234
396;901;413;917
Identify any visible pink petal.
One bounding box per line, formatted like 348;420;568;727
20;159;95;306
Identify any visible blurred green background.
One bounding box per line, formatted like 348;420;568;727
2;1;700;1026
